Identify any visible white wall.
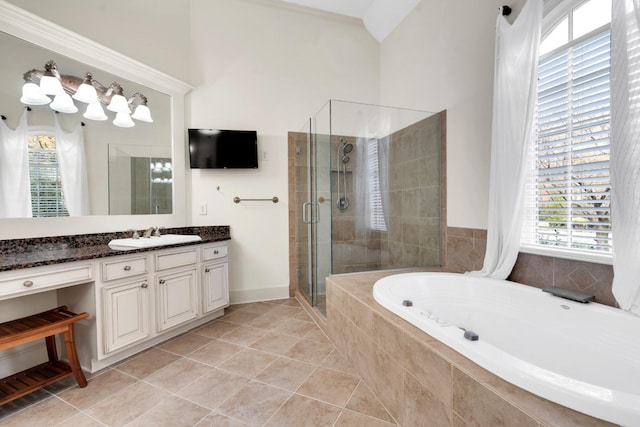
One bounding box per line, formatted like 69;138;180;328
379;0;526;229
1;0;528;301
188;0;379;302
7;0;192;83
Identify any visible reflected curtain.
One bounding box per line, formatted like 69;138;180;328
0;111;32;217
610;0;640;314
54;116;89;216
470;0;543;278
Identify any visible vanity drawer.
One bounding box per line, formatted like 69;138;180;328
155;248;197;271
0;264;93;300
102;256;148;282
202;244;228;261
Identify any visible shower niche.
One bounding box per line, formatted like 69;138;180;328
289;100;446;315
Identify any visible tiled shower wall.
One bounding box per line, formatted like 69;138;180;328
332;112;445;274
288;111;447;297
445;227;616;307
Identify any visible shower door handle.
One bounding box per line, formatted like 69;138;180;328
302;202;312;224
302;202;320;224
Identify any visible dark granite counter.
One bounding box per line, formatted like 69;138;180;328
0;226;230;272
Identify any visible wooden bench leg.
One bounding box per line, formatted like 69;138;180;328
45;335;59;362
63;324;87;388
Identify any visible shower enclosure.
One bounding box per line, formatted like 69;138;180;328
289;100;445;315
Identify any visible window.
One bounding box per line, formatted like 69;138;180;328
367;139;387;231
28;131;69;217
522;0;612;259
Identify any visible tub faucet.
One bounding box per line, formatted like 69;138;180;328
143;226;160;238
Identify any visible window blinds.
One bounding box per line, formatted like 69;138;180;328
525;29;612;253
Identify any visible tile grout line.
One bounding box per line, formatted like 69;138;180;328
3;299;380;426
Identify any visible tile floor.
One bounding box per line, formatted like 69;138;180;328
0;298;397;426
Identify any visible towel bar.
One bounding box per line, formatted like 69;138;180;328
233;196;279;204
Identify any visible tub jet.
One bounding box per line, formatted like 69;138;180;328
464;330;479;341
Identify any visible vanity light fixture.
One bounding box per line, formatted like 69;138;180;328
20;60;153;128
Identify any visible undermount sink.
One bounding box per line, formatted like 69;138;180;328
108;234;203;250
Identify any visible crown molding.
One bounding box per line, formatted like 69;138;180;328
0;0;192;95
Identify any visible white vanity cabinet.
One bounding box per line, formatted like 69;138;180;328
201;244;229;314
0;240;229;373
0;261;93;302
102;278;150;354
98;255;151;355
154;248;199;332
92;241;229;369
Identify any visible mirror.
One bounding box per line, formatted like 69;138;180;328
0;1;191;239
108;144;173;215
0;30;172;217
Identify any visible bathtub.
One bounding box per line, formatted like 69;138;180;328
373;272;640;426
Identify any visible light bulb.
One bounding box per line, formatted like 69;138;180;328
113;111;135;128
49;93;78;113
131;104;153;122
83;103;108;121
20;82;51;105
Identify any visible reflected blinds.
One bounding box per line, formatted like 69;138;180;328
29;135;69;217
367;140;387;232
524;29;612;253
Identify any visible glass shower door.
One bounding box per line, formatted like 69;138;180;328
296;119;314;305
296;111;332;314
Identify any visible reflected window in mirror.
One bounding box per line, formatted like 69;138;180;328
28;130;68;217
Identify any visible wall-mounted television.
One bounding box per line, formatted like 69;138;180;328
188;129;258;169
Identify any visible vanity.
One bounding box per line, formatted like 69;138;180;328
0;2;220;379
0;226;230;374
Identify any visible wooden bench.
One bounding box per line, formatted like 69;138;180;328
0;306;88;405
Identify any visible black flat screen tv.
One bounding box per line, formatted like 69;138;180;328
188;129;258;169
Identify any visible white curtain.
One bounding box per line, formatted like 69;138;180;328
0;111;32;217
610;0;640;314
54;116;90;216
470;0;543;278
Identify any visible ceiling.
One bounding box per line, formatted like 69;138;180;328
279;0;420;42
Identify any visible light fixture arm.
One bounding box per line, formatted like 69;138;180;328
128;92;148;107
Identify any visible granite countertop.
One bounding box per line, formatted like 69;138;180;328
0;226;230;273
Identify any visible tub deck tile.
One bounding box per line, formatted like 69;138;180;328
326;272;617;427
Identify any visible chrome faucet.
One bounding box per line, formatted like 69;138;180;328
143;226;160;238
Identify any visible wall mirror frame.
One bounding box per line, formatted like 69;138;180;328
0;0;193;239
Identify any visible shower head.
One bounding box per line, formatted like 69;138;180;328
342;143;353;154
341;155;350;164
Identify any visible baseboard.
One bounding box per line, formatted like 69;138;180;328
229;286;290;304
0;341;47;378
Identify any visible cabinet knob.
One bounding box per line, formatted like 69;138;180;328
141;282;148;289
205;268;211;273
213;250;219;255
124;265;132;271
23;280;34;288
159;279;166;284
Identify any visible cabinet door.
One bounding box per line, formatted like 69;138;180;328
202;261;229;314
103;279;150;354
156;269;198;332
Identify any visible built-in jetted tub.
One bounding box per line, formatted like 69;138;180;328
373;272;640;426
